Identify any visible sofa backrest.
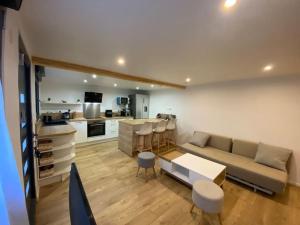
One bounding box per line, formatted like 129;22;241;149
206;133;232;152
232;139;258;159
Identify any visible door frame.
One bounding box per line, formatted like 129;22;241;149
18;35;36;225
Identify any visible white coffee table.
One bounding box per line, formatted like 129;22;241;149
159;152;226;186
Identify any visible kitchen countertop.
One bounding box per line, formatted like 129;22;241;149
118;118;162;125
37;124;77;138
70;116;133;122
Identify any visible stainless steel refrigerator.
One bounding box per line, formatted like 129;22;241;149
128;94;149;119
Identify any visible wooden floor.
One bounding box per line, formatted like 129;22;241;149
36;141;300;225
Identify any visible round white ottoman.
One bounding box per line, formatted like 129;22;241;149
190;180;224;223
136;152;156;181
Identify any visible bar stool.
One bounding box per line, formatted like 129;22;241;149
166;119;176;150
135;122;153;153
152;120;168;154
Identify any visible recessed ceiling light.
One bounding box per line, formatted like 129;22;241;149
117;57;125;66
114;83;118;87
92;74;97;79
151;84;155;88
263;64;274;72
185;78;191;83
136;87;140;90
83;79;88;83
224;0;237;8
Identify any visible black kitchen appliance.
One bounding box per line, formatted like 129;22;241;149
43;119;67;126
62;110;71;120
87;120;105;137
84;92;102;103
120;109;126;117
117;97;128;105
105;110;113;117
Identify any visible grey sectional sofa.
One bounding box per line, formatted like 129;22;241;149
179;131;292;194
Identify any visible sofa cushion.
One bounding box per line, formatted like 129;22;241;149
180;143;288;193
254;143;292;172
232;139;258;159
206;133;232;152
190;131;210;148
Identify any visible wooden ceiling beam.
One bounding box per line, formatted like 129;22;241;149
32;56;186;89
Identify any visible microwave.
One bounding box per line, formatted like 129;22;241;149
84;92;103;103
117;97;128;105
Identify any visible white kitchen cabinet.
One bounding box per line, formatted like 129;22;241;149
69;121;87;143
105;119;119;138
110;119;119;138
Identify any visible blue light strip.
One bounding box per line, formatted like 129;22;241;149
0;182;10;225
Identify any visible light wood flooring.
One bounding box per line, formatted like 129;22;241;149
36;141;300;225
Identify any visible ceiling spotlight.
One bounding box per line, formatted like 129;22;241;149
224;0;237;8
185;77;191;83
136;87;140;90
117;57;125;66
114;83;118;87
83;79;88;83
263;64;274;72
92;74;97;79
151;84;155;88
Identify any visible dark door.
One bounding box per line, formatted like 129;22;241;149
19;38;36;224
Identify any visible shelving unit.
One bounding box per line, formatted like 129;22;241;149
36;133;76;188
40;101;82;106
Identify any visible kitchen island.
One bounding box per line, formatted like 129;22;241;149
118;118;162;156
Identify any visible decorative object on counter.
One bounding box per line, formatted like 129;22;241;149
137;152;156;182
135;122;153;153
77;99;81;102
61;100;67;103
47;97;51;102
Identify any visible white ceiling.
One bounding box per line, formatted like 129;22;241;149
43;67;164;91
21;0;300;86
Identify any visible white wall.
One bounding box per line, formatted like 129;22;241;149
149;75;300;185
40;80;136;113
1;9;32;225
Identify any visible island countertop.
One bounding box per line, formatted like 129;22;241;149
37;124;77;138
118;118;162;126
118;118;163;156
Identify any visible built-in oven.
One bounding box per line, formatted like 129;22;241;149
87;120;105;137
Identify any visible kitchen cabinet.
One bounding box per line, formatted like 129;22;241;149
105;119;119;138
69;121;87;143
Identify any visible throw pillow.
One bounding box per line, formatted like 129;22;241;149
189;131;210;148
254;143;292;171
